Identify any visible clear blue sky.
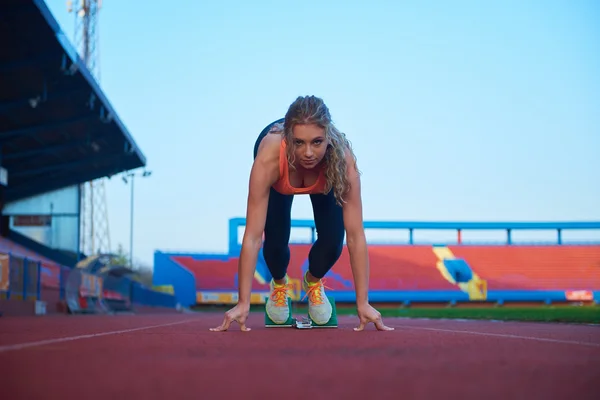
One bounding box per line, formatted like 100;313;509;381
44;0;600;268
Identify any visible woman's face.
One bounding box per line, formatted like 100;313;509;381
291;123;328;169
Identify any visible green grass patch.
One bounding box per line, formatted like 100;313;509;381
192;304;600;324
368;306;600;324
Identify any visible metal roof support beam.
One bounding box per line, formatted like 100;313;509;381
0;51;60;73
0;86;91;115
11;152;127;179
0;114;95;141
5;162;132;202
2;138;95;161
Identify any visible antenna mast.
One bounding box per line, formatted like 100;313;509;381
67;0;111;256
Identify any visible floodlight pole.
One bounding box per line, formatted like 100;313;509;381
129;173;134;269
124;169;152;271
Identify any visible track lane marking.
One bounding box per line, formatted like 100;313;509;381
399;325;600;348
0;318;198;353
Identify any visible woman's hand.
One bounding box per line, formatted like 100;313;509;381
354;303;394;331
209;303;251;332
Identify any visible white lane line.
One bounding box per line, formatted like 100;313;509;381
0;318;197;353
399;325;600;348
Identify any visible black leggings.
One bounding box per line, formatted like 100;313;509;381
253;119;345;280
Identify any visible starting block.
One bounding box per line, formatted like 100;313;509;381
264;295;338;329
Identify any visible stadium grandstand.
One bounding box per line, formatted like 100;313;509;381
154;218;600;309
0;0;178;316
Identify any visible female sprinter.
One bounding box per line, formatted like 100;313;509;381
210;95;393;332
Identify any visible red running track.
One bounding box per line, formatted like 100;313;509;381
1;313;599;399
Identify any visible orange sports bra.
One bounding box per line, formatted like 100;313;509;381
271;138;327;195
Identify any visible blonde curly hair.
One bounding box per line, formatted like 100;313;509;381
278;95;359;206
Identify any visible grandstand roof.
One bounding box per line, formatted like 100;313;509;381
0;0;146;203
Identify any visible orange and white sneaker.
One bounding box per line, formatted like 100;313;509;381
266;276;292;324
302;273;333;325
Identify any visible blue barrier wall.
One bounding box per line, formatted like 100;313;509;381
153;251;197;307
131;282;178;308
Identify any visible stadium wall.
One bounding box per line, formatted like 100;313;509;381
0;237;180;316
153;218;600;307
152;251;197;307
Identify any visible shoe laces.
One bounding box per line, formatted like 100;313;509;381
302;279;333;305
270;284;291;307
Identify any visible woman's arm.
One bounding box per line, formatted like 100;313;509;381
237;135;280;305
237;158;272;305
210;135;280;332
342;149;394;331
341;150;369;307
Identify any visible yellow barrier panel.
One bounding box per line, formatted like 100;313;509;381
467;278;487;301
0;254;8;292
196;291;274;305
152;285;175;294
196;279;303;305
288;278;302;301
